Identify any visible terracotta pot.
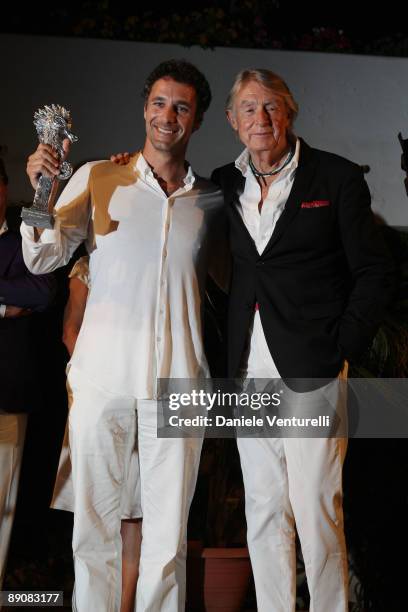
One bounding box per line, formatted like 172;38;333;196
186;540;206;611
202;547;251;611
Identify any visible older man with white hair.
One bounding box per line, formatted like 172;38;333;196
211;68;394;612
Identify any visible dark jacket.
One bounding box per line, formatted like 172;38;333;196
0;226;56;412
211;139;395;384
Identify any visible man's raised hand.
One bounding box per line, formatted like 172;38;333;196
26;138;71;190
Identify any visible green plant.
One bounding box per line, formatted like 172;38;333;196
349;226;408;378
345;225;408;611
188;277;247;549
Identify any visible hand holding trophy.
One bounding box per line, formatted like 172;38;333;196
21;105;78;229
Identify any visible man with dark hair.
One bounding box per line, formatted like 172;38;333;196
23;60;224;612
0;158;55;588
142;58;212;124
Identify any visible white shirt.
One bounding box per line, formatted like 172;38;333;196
235;138;299;254
21;153;224;397
235;139;300;378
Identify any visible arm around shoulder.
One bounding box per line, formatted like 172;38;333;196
337;165;396;360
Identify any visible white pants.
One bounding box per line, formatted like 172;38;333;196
237;434;348;612
238;312;348;612
67;366;202;612
52;376;142;519
0;413;27;589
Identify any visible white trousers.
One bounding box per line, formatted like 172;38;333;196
67;366;202;612
237;434;348;612
238;312;348;612
0;413;27;589
52;376;142;519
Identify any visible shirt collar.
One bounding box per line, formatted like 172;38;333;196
0;220;8;236
135;152;196;190
235;137;300;179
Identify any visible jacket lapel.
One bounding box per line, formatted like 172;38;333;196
226;169;260;258
225;167;245;206
224;140;318;257
261;139;317;255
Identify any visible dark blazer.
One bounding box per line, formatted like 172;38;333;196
0;226;56;412
211;139;395;383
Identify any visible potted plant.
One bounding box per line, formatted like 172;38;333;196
345;224;408;611
186;437;251;612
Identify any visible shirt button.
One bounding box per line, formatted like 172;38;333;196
163;249;167;258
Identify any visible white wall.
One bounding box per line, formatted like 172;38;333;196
1;33;408;225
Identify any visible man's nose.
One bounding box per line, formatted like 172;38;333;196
254;106;270;125
162;105;178;123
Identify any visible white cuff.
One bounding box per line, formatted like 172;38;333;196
0;304;6;318
20;219;60;244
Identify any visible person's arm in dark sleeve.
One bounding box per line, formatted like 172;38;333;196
208;168;231;293
0;246;56;312
337;165;396;360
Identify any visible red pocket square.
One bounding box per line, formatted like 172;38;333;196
301;200;331;208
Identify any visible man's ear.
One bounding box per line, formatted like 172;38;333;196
192;116;202;133
226;109;237;131
143;103;147;121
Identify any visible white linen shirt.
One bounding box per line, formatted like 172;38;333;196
235;138;299;254
235;139;300;378
21;153;224;398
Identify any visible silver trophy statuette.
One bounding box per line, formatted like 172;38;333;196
21;104;78;229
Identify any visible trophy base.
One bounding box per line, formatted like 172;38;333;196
21;206;55;229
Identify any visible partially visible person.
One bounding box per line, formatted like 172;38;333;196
53;255;142;612
0;158;56;589
61;256;90;356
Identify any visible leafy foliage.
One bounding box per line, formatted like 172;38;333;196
4;2;408;57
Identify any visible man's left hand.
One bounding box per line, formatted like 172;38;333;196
4;305;32;318
110;152;132;165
